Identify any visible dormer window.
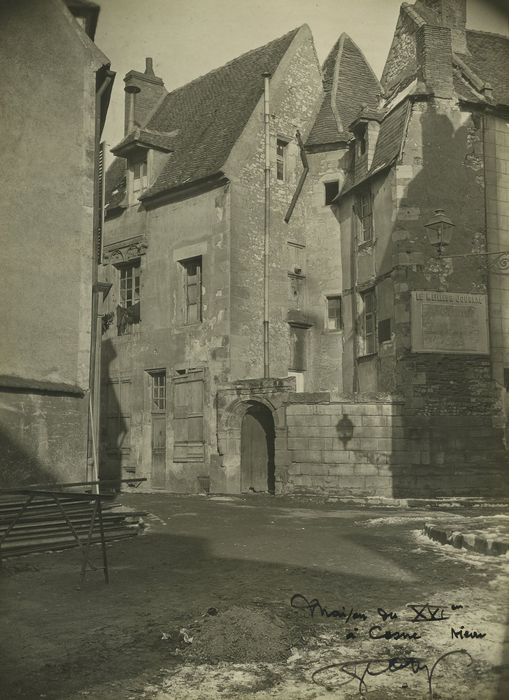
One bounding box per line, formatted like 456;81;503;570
130;157;148;202
357;126;367;157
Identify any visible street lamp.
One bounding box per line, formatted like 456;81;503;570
424;208;509;273
424;209;455;257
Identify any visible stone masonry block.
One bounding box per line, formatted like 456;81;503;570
365;475;393;495
351;438;379;452
308;437;333;450
286;404;316;416
354;464;380;476
327;465;355;477
376;438;393;452
361;415;388;427
292;450;322;463
338;476;366;490
297;463;328;476
356;427;390;439
286;414;311;427
322;450;353;464
287;437;310;451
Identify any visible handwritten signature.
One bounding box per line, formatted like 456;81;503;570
290;593;367;622
311;650;473;698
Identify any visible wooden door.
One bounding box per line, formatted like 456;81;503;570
151;414;166;487
241;406;270;492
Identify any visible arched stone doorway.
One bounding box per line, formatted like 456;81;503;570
240;402;275;493
216;380;293;494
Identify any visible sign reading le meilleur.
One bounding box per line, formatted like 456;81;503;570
411;291;489;355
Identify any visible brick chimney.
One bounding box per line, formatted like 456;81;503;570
415;0;468;53
124;58;166;135
416;24;454;98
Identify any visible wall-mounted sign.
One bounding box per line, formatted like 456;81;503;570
411;291;489;355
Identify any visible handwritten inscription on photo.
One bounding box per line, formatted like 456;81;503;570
290;594;486;697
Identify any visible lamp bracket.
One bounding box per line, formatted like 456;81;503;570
438;250;509;274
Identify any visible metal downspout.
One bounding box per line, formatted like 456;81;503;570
263;72;271;379
89;71;114;490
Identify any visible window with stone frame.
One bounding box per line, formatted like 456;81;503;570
360;289;377;356
131;157;148;201
276;139;288;181
289;324;307;372
179;256;202;324
151;371;166;412
324;180;340;205
356;189;374;243
326;295;342;331
117;259;141;335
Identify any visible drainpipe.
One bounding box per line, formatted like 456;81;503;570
89;69;114;491
351;203;360;394
263;72;271;379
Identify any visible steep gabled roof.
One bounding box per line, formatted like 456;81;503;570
139;27;300;200
381;1;509;107
307;34;382;147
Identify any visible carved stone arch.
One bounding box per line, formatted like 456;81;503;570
220;395;282;434
216;388;290;495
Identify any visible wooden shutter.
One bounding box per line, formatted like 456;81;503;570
96;141;105;263
173;370;205;461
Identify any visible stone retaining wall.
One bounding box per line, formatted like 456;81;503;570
284;394;509;498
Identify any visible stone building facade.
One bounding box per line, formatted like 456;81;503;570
102;0;509;497
0;0;114;485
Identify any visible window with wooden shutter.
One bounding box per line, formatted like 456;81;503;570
356;189;373;243
326;295;342;330
173;369;205;462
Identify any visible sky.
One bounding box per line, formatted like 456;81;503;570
95;0;404;154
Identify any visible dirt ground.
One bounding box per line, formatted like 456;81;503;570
1;493;508;699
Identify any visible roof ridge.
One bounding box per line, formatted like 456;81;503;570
466;28;509;42
160;26;302;102
330;34;347;133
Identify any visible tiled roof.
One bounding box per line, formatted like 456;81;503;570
136;27;301;199
105;157;126;212
460;30;509;107
307;34;381;147
370;101;409;174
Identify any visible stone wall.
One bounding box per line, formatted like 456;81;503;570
0;391;89;487
284;393;508;498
